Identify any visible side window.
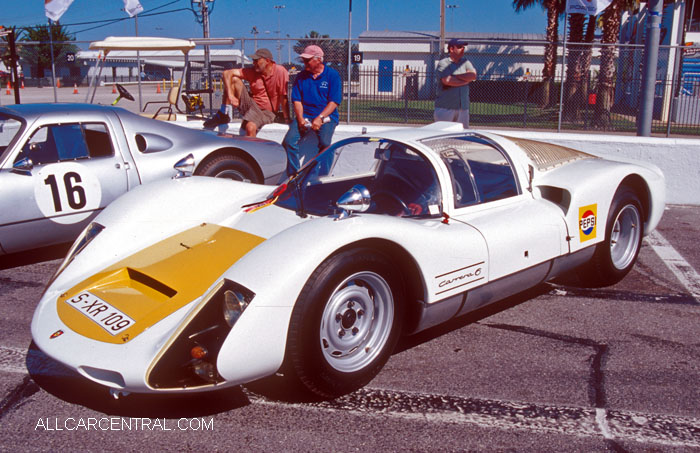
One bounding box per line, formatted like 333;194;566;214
83;123;114;158
53;124;89;160
16;126;59;165
442;150;478;208
15;123;113;165
467;147;518;203
429;136;519;208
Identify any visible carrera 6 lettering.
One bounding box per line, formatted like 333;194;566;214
439;267;482;288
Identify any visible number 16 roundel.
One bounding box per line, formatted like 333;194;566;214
34;163;103;225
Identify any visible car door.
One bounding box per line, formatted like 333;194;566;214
439;136;568;281
0;121;128;254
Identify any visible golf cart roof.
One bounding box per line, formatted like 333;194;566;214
89;36;196;55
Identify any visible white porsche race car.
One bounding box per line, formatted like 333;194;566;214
31;123;665;399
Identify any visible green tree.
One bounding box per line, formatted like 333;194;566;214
293;30;358;74
19;23;78;79
512;0;565;107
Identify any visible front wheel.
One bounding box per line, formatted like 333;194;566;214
195;154;259;182
285;248;403;399
580;187;643;286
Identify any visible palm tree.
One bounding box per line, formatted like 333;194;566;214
512;0;565;107
18;23;78;81
563;13;597;121
592;0;635;128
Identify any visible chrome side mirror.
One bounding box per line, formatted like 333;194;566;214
12;157;34;174
173;153;195;179
335;184;371;220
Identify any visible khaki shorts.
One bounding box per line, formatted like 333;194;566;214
434;107;470;128
238;88;275;129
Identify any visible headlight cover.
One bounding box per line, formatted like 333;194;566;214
147;279;255;390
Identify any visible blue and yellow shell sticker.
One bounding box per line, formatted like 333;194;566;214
579;204;597;242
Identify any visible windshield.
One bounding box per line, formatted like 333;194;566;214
0;114;23;161
274;137;442;218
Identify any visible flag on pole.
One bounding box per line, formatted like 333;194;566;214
123;0;144;17
44;0;75;21
566;0;612;16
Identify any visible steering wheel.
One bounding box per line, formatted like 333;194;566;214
372;190;411;216
111;83;134;105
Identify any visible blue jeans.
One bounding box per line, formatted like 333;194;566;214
282;120;337;175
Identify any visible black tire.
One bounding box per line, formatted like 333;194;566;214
285;248;403;399
580;187;643;287
195;154;259;183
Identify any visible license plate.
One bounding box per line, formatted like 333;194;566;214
64;291;136;336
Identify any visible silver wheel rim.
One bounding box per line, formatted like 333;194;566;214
610;203;641;271
319;271;394;373
215;169;250;182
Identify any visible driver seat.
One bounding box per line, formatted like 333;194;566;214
143;87;181;120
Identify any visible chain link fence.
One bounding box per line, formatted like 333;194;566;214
2;37;700;137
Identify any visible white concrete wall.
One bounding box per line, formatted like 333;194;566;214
212;122;699;206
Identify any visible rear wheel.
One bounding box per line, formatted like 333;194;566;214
581;187;643;286
195;154;259;182
285;248;403;399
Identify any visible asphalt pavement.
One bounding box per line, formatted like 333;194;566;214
0;205;698;452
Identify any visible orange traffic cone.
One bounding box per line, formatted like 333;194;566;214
156;83;161;94
57;79;61;88
5;81;10;95
73;83;79;94
112;84;117;94
20;80;24;89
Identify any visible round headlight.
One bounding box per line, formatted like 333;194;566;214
192;360;217;383
223;290;246;327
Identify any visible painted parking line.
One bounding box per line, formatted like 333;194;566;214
646;230;700;301
252;388;700;448
0;346;28;374
2;345;700;447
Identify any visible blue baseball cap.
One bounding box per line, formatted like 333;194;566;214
448;38;468;47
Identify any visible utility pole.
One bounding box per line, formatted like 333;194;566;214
275;5;285;63
439;0;445;55
192;0;214;110
637;0;663;136
135;13;143;112
347;0;352;123
0;27;20;104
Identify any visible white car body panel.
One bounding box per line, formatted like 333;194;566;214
30;123;666;394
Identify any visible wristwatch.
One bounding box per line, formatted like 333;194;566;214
318;114;325;121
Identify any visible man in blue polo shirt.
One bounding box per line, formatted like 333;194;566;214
282;45;342;175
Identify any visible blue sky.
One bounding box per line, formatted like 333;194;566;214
3;0;553;43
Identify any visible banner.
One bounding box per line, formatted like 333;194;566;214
123;0;144;17
566;0;612;16
44;0;75;21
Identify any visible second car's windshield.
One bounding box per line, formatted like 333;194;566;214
274;137;442;218
0;114;23;160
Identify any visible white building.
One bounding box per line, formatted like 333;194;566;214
357;30;576;99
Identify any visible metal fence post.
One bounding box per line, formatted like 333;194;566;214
523;77;529;128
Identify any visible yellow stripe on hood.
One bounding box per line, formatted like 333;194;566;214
56;224;265;344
